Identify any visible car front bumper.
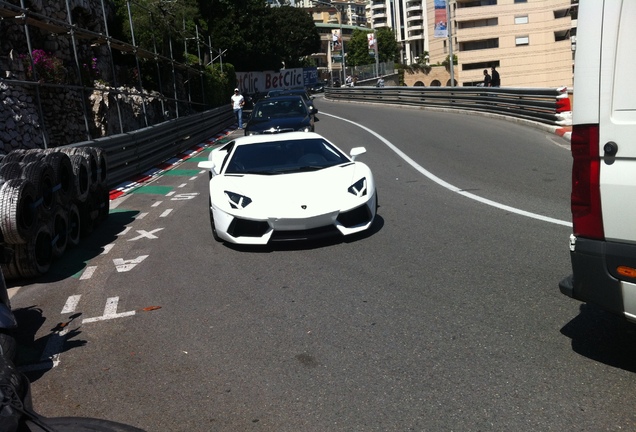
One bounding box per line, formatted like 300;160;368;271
212;192;377;245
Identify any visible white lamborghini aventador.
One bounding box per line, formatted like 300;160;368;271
198;132;377;245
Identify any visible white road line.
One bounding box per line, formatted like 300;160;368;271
101;244;115;255
189;176;197;180
178;183;187;188
322;112;572;227
152;201;163;207
79;266;97;280
136;212;148;220
82;297;136;323
166;191;175;197
61;295;81;314
160;209;173;217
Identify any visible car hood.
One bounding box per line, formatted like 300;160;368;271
211;163;371;216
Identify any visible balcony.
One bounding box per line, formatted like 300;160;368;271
370;1;385;11
407;20;424;30
406;1;423;12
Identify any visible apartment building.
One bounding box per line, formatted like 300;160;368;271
368;0;576;87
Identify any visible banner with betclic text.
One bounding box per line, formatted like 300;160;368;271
236;68;317;95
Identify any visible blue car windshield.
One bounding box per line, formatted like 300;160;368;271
225;139;350;174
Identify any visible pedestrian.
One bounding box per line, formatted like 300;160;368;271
231;88;245;129
376;76;385;87
491;66;500;87
483;69;492;87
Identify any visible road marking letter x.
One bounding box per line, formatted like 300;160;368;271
128;228;164;241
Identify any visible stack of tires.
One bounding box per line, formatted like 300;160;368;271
0;147;109;280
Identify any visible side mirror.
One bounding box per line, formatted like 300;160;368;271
311;107;318;114
198;160;216;175
350;147;366;160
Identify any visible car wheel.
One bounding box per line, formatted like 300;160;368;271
209;198;221;242
0;331;17;361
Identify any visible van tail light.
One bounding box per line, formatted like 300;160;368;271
570;124;604;239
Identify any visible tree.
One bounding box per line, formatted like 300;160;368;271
376;28;399;63
202;1;319;71
267;7;321;69
113;0;204;61
346;28;374;67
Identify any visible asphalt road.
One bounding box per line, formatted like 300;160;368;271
8;97;636;431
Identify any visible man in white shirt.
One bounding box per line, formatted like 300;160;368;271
231;88;245;129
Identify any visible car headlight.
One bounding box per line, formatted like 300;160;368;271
348;178;367;197
225;191;252;209
298;126;312;132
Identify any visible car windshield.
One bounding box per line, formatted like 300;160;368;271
251;98;308;119
225;138;350;175
269;89;310;101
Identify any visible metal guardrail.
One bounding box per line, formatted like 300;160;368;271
61;86;568;191
68;105;235;189
325;86;569;126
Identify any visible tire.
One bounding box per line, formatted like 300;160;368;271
0;246;21;281
2;150;26;164
20;150;45;164
0;162;22;181
49;206;68;258
64;147;98;190
0;331;16;362
68;154;90;203
43;151;74;206
93;146;108;186
21;160;56;219
209;198;220;242
67;203;81;247
0;179;38;244
15;224;53;278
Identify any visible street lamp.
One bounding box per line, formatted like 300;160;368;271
311;0;346;86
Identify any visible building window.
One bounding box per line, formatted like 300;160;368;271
514;0;527;3
514;15;528;24
515;36;529;46
554;8;570;18
457;0;497;8
458;17;498;29
460;38;499;51
461;60;500;71
554;29;570;41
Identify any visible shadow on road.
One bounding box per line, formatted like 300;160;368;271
560;303;636;373
6;209;139;287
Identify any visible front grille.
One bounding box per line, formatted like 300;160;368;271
227;218;270;238
337;204;372;228
270;225;341;242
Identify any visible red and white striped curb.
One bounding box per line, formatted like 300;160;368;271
555;127;572;142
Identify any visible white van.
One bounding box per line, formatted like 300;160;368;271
559;0;636;322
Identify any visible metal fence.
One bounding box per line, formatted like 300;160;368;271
325;85;571;127
71;105;235;189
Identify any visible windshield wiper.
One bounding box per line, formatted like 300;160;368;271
296;165;324;172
